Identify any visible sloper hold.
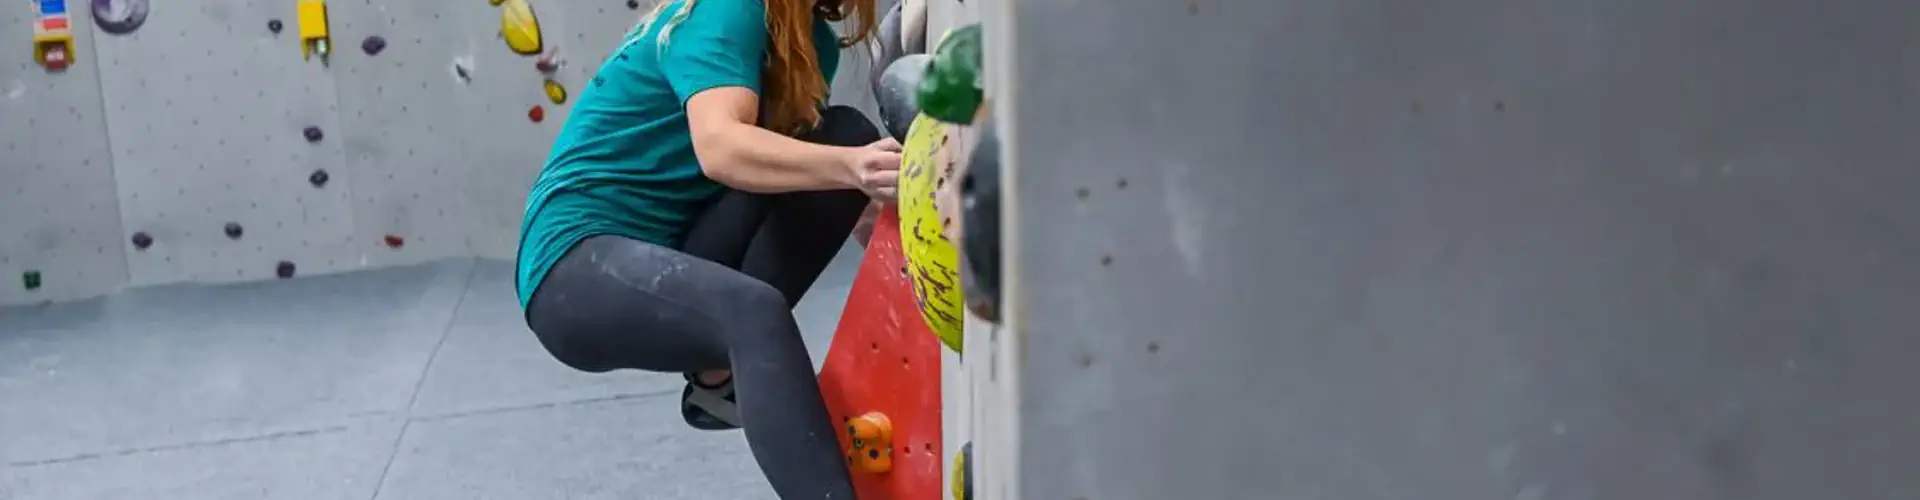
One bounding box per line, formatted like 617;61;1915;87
500;0;543;56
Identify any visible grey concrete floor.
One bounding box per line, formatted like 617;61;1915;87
0;242;865;500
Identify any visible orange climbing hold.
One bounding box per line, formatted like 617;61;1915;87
818;208;944;500
847;412;895;473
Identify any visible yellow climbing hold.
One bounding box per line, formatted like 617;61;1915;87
544;80;568;104
897;113;964;353
500;0;543;56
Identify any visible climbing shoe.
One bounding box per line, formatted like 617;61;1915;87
680;373;742;431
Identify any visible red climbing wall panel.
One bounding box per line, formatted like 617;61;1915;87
819;208;944;500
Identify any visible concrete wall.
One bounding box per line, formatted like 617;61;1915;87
0;0;882;306
1004;0;1920;499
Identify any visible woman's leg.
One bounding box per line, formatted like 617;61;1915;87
526;235;857;499
673;106;881;429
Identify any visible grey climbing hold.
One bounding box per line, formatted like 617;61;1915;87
268;19;283;34
875;54;930;143
961;119;1001;323
92;0;151;35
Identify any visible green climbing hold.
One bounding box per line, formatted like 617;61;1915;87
22;270;42;291
918;23;982;125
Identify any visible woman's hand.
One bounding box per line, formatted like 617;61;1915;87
845;138;904;202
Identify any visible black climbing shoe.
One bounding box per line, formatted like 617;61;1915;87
680;373;742;431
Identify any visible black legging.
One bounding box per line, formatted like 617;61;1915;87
525;106;876;499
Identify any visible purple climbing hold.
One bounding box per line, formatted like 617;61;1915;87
309;169;330;187
131;232;153;250
303;126;324;142
276;261;297;279
224;222;244;240
362;36;387;56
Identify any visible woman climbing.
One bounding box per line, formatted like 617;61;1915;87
515;0;891;497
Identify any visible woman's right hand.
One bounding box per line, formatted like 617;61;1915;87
845;138;904;202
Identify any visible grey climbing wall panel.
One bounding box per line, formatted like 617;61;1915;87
2;0;887;307
0;6;129;305
93;0;357;286
1006;0;1920;499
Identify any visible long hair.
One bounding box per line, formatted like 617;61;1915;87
635;0;878;135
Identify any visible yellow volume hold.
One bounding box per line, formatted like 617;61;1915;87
500;0;543;55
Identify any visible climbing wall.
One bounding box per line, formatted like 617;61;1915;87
1;0;889;306
0;5;129;305
92;0;358;286
326;0;642;267
1007;0;1920;498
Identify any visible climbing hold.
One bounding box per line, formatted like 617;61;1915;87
303;126;324;142
961;119;1001;323
488;0;504;5
92;0;151;35
867;2;907;90
543;80;567;105
275;261;297;279
951;441;973;500
295;0;331;62
361;35;386;55
897;114;964;352
627;0;640;9
223;222;244;240
452;60;473;84
130;232;153;250
22;271;43;291
268;19;284;34
383;234;405;248
875;54;930;143
309;169;330;187
534;47;563;73
919;24;984;125
527;105;545;122
499;0;544;56
845;412;894;474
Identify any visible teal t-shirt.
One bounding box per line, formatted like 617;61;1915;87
515;0;841;308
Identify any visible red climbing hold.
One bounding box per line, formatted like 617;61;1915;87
383;234;405;248
528;105;546;123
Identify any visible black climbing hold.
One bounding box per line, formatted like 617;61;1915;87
309;169;330;187
224;222;244;240
303;126;324;142
275;261;297;279
267;19;283;34
361;36;387;56
627;0;640;9
960;119;1001;323
130;231;153;250
22;270;42;291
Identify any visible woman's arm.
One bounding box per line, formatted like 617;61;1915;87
686;87;857;193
